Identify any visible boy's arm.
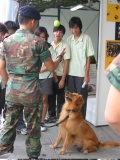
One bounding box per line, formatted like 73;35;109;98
84;56;91;83
0;59;8;84
59;59;69;89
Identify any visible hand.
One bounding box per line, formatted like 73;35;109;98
58;79;64;89
84;75;90;83
59;48;66;57
53;72;58;82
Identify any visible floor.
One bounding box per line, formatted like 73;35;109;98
0;95;120;159
4;122;120;159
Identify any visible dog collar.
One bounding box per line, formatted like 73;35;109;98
66;109;80;113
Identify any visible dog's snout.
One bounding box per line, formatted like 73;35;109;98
65;91;70;96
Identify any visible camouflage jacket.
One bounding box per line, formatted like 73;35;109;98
0;29;51;105
105;54;120;91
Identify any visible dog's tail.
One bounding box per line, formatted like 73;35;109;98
100;141;120;148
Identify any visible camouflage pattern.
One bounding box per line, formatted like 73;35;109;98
105;54;120;91
0;29;51;104
0;29;51;157
0;101;43;158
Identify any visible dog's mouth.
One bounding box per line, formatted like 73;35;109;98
65;95;72;101
65;91;72;101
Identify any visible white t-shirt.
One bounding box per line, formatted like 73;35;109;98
67;33;94;77
51;39;70;76
39;39;70;79
39;47;53;79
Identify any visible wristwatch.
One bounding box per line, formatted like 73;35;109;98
56;55;63;61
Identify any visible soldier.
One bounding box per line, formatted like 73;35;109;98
0;5;64;159
3;20;27;135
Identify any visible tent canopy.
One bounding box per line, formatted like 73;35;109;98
15;0;100;12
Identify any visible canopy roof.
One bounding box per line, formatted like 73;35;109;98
15;0;100;12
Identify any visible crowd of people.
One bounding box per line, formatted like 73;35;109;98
1;4;118;160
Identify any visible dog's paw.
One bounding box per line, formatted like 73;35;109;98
49;144;56;149
58;150;65;155
83;150;88;154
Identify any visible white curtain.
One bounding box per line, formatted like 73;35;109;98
0;0;19;22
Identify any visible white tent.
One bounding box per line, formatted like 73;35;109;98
0;0;19;22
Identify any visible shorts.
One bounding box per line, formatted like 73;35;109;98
40;77;53;95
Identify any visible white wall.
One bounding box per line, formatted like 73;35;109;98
86;0;115;126
0;0;19;22
40;3;100;60
96;0;115;125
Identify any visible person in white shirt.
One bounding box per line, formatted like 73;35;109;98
67;17;95;119
34;26;65;131
47;24;70;122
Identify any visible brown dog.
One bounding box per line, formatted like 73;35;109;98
50;91;120;155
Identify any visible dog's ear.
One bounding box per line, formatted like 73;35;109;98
75;96;84;106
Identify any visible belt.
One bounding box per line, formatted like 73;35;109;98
9;74;39;81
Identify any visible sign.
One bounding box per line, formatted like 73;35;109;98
105;40;120;69
107;0;120;22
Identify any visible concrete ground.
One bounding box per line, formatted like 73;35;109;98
6;122;120;159
0;95;120;159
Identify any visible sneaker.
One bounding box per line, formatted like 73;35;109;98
41;126;47;132
41;123;47;132
29;157;38;160
16;128;27;135
45;116;57;123
0;152;12;158
0;114;2;120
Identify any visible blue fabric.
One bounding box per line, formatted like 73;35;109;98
19;5;41;20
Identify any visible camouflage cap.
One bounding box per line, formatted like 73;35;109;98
19;5;41;20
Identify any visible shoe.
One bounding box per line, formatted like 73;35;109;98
29;157;38;160
16;128;27;135
41;123;47;132
45;116;57;123
0;152;12;158
0;114;2;120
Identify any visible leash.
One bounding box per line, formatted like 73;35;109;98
40;72;51;83
40;54;63;83
41;109;80;128
40;49;65;83
41;114;69;128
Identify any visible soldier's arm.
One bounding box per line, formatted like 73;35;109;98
40;58;60;73
40;48;65;73
0;59;8;84
44;55;63;73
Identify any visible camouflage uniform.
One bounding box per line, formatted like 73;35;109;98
0;29;51;158
105;54;120;92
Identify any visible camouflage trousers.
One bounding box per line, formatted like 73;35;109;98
0;101;43;158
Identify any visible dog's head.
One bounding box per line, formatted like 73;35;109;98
65;91;84;110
